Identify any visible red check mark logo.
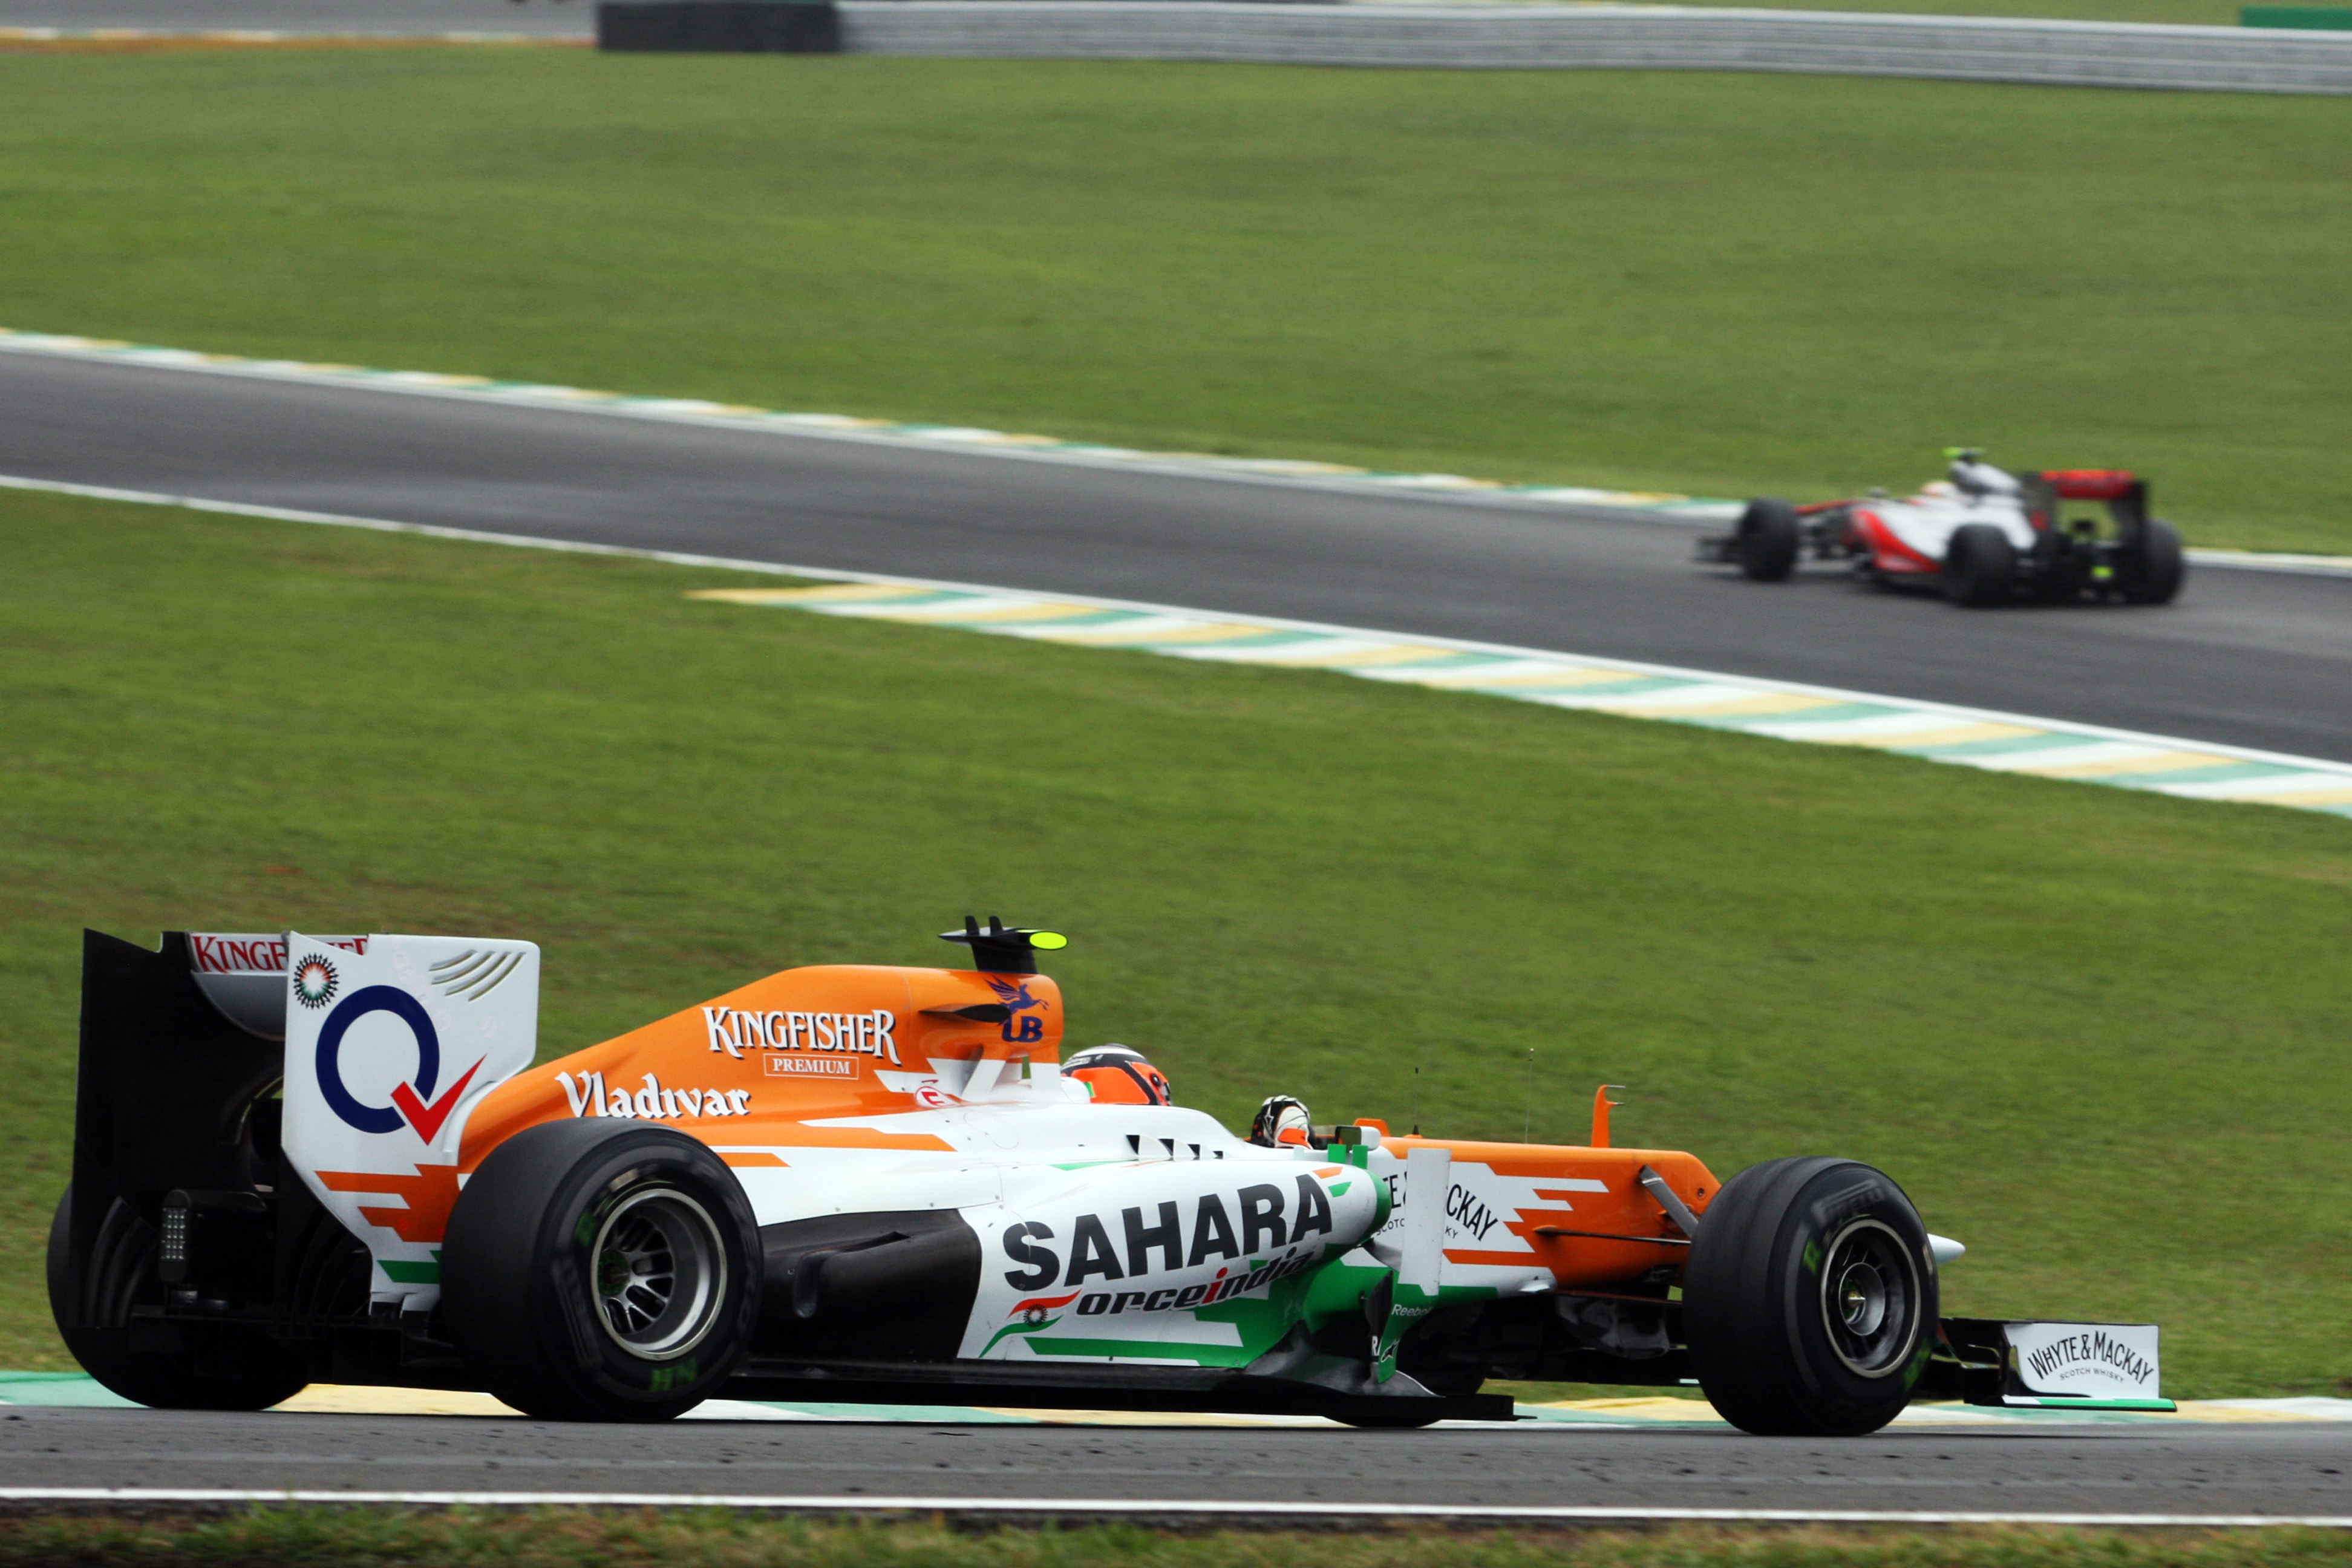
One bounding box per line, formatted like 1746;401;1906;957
390;1057;485;1143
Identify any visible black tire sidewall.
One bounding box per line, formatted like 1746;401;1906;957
1686;1157;1938;1437
443;1121;760;1421
1944;524;2015;607
1739;499;1802;582
2122;520;2185;604
1772;1163;1938;1417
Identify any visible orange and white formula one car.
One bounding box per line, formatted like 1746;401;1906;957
50;919;2172;1434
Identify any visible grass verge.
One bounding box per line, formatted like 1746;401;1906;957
0;51;2347;551
2;1514;2351;1568
3;487;2350;1389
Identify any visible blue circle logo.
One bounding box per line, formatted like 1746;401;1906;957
315;985;441;1135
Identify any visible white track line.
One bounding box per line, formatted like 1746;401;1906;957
2187;549;2352;578
0;1488;2345;1526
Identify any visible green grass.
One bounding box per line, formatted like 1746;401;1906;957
4;488;2350;1393
2;50;2348;552
5;1514;2352;1568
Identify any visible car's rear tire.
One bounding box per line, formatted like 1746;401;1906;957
2118;519;2185;606
442;1120;760;1422
47;1186;309;1411
1736;499;1803;583
1942;524;2017;608
1682;1157;1938;1437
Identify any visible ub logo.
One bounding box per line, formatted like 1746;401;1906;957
988;976;1047;1043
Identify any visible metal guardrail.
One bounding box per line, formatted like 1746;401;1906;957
822;1;2352;91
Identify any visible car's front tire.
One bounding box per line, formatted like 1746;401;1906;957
442;1120;761;1422
1736;499;1803;583
1942;524;2017;607
1682;1157;1938;1437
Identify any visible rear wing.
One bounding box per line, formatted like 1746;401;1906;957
276;931;539;1310
63;930;292;1324
67;929;539;1321
2020;470;2151;544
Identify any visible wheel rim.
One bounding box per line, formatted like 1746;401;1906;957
588;1187;727;1362
1818;1218;1919;1376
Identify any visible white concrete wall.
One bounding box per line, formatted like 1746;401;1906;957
837;2;2352;94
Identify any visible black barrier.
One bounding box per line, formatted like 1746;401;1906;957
597;1;841;52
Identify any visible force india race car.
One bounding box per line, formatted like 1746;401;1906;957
49;919;2174;1436
1698;451;2186;607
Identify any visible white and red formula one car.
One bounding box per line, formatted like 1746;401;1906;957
48;918;2174;1435
1699;451;2186;607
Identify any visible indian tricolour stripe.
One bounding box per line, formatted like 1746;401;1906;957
694;583;2352;820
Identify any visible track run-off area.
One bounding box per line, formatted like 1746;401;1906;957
2;333;2350;812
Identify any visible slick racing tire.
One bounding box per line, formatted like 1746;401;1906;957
442;1120;760;1422
1682;1157;1938;1437
46;1186;309;1411
1941;524;2017;608
2119;518;2186;606
1736;498;1803;583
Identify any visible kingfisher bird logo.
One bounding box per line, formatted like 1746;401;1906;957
315;986;485;1142
293;954;340;1009
986;976;1047;1043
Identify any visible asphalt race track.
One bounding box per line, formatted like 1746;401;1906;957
3;1406;2349;1522
0;0;590;34
7;350;2351;764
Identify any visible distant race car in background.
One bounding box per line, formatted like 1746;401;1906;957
1698;451;2186;607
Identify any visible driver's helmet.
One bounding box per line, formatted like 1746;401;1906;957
1064;1044;1173;1106
1250;1095;1312;1147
